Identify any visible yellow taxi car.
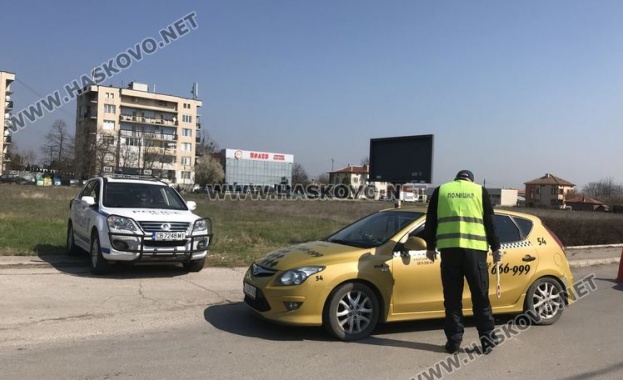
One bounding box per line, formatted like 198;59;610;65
243;207;574;341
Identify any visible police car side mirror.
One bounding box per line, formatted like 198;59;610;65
186;200;197;211
81;196;96;206
403;236;427;251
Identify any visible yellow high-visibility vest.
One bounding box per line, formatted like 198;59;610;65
436;180;488;251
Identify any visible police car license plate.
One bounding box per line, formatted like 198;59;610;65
244;282;257;299
153;232;186;241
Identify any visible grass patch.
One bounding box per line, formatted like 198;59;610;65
1;184;622;266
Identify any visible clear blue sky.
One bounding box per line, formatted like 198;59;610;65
2;0;622;189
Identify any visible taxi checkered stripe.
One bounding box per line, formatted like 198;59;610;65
500;241;532;249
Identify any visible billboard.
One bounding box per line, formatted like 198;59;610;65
369;134;434;184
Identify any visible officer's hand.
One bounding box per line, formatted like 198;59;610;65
493;250;503;263
426;250;437;262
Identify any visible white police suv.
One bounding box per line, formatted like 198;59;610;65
67;174;212;275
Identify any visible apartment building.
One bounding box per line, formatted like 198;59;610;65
1;70;16;176
75;82;202;184
524;173;575;209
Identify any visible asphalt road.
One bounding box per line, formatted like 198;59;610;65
1;261;622;380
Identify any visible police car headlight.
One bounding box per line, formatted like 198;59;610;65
276;266;325;286
192;218;211;234
107;215;138;232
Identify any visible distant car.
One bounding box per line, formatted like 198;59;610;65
0;173;21;184
243;208;575;341
67;174;213;275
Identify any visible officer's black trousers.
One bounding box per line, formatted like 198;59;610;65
440;248;494;344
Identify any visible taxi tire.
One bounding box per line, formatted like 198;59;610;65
90;233;111;275
66;223;82;256
524;277;564;325
323;282;379;341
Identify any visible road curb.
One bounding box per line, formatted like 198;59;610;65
0;256;621;269
568;257;621;268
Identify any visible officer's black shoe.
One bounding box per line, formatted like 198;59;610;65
444;341;461;354
481;333;499;355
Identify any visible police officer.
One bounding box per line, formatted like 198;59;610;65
423;170;503;354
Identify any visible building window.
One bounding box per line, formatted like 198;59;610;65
182;143;192;152
102;135;115;145
104;104;116;114
181;157;191;166
182;128;192;137
123;137;142;147
106;92;114;99
103;120;115;130
182;115;192;123
181;171;192;179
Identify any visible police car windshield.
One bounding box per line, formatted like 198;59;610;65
326;211;424;248
103;183;187;210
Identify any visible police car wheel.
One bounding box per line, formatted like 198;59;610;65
323;282;379;341
66;223;82;256
183;257;205;272
90;233;111;275
524;277;564;325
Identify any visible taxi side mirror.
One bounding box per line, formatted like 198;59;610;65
403;236;427;251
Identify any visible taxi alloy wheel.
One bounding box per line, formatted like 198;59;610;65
525;277;564;325
89;233;111;275
324;282;379;341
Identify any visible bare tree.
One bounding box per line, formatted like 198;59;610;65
75;127;118;178
41;120;73;171
292;162;309;185
317;173;330;185
360;156;370;166
198;131;220;155
582;177;623;203
194;154;224;186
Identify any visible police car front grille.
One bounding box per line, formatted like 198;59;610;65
138;222;190;233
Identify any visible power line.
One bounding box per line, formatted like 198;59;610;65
13;78;77;120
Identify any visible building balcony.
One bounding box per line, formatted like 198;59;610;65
119;114;177;127
3;135;11;145
5;100;13;111
196;122;201;130
4;119;12;129
120;129;178;142
144;146;178;156
80;111;97;119
195;136;201;143
119;97;178;113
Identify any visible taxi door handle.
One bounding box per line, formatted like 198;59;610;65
522;255;536;262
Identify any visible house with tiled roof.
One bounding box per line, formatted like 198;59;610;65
524;173;576;209
565;195;609;212
328;164;388;199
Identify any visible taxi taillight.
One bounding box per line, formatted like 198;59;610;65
544;225;566;256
